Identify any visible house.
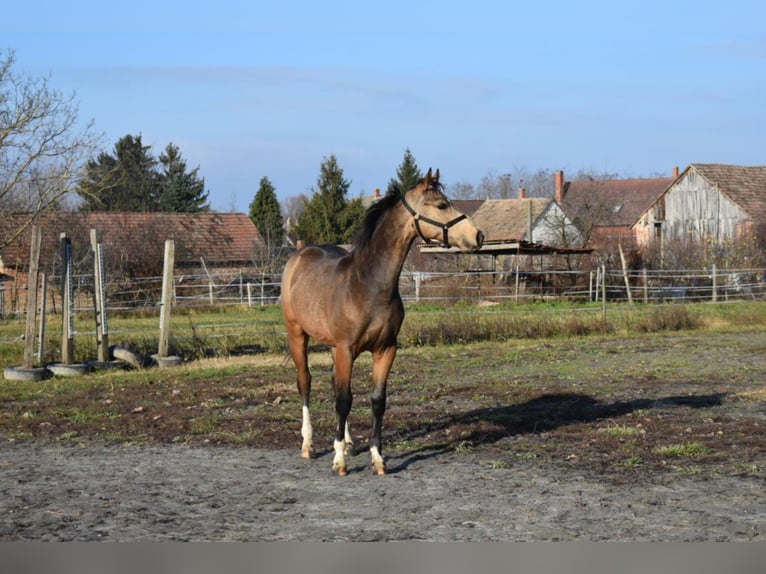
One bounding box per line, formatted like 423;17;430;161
633;163;766;248
555;169;676;250
0;212;265;284
470;196;581;248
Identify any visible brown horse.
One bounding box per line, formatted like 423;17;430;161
281;168;483;475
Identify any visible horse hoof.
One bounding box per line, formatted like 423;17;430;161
334;465;348;477
372;463;386;476
301;448;314;459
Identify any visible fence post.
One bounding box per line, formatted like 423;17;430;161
414;272;421;303
22;226;42;369
158;240;175;358
246;282;253;307
601;263;607;328
642;268;648;304
38;273;47;365
711;264;717;302
59;232;75;365
618;243;633;304
90;229;110;362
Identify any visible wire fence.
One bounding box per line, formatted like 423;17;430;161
1;266;764;321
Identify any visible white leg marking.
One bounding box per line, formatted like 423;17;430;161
344;420;353;455
332;439;347;475
370;445;385;474
301;405;313;457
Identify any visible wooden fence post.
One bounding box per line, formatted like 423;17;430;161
642;268;648;304
38;273;47;365
618;243;633;304
90;229;110;362
60;233;74;364
158;240;175;358
22;226;42;369
711;264;718;302
601;263;607;328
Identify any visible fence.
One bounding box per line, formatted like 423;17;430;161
1;266;764;321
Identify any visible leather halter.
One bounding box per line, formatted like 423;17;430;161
400;192;467;248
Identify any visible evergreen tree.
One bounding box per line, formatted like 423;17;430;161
158;143;209;212
294;155;363;244
386;148;423;195
77;134;159;211
248;176;284;248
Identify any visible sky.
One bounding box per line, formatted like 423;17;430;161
3;1;765;211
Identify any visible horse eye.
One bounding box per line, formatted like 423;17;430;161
437;202;449;210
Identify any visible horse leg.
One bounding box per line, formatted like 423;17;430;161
331;348;354;456
331;346;354;476
369;346;396;475
288;331;313;459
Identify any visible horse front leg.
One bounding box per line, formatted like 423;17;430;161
369;346;396;475
287;330;313;459
332;346;354;476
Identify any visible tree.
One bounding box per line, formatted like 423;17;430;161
248;176;284;249
293;155;364;244
77;136;209;212
386;148;423;195
77;134;159;211
158;143;209;212
0;49;100;250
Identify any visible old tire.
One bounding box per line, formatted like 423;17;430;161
46;363;90;377
3;366;50;382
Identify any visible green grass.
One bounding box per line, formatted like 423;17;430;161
2;300;765;369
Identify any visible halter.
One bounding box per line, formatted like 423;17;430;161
400;192;467;248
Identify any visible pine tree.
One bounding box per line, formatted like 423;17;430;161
386;148;423;195
248;176;284;248
294;155;363;244
77;134;159;211
158;143;209;212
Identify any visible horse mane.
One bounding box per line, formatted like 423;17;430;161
351;175;444;250
352;191;401;249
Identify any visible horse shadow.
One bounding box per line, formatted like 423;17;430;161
385;391;726;474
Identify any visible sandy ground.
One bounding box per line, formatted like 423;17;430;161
1;442;762;541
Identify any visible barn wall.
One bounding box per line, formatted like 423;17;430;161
635;168;750;246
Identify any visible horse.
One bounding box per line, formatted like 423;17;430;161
280;168;484;475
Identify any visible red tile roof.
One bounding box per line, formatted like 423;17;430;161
691;164;766;226
561;176;673;228
1;212;264;269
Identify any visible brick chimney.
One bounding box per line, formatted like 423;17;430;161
672;166;679;178
517;186;526;199
554;170;564;204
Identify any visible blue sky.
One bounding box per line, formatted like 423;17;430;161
4;1;765;210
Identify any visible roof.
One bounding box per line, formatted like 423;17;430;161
470;198;552;242
451;199;484;217
691;164;766;226
561;176;673;228
1;212;265;269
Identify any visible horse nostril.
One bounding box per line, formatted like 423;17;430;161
476;230;484;248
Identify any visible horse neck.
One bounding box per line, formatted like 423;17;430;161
353;203;415;294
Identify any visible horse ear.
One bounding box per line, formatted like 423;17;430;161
424;168;432;188
434;169;440;183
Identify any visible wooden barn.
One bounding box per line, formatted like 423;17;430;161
633;163;766;248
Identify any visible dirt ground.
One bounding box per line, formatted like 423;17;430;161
1;441;762;541
1;331;764;541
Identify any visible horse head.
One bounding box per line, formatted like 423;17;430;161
401;168;484;251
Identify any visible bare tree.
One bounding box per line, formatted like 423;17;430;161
0;49;100;250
